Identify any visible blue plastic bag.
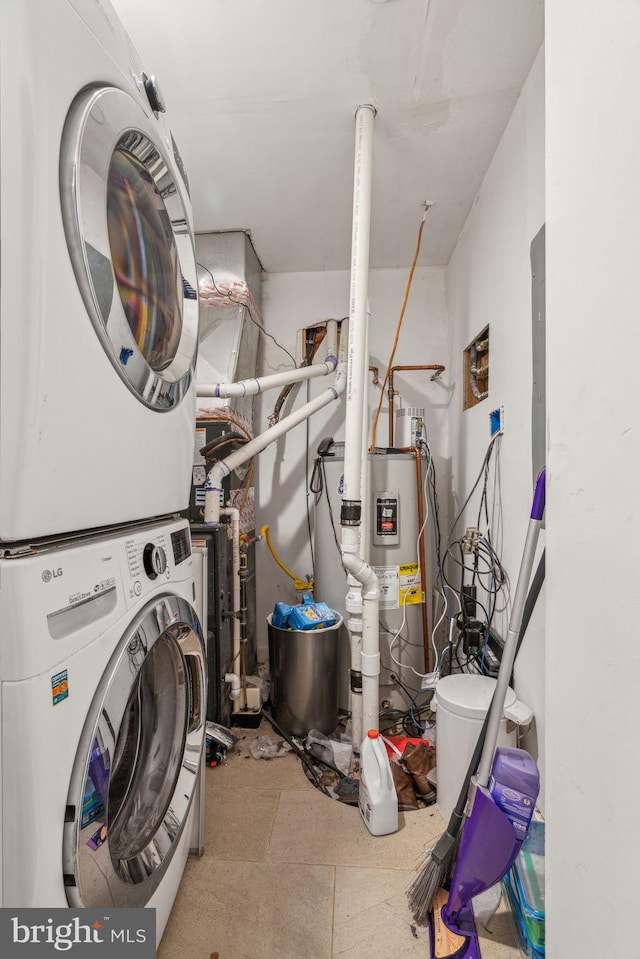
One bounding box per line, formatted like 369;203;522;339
287;595;338;631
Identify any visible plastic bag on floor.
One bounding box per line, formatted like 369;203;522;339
306;728;353;777
249;735;292;761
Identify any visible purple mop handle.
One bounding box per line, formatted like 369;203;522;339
475;469;546;789
530;468;546;521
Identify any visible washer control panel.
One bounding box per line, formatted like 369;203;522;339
143;543;167;580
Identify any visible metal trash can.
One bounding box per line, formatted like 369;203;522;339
267;613;342;736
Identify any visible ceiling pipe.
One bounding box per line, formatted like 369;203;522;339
203;323;348;526
341;104;380;748
197;321;338;401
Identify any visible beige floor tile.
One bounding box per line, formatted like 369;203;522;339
203;783;281;861
332;866;428;958
158;859;335;959
268;787;444;870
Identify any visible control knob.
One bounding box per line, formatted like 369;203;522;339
143;543;167;580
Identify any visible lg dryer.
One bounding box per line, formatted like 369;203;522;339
0;0;199;541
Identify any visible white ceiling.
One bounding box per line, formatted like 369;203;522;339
111;0;543;273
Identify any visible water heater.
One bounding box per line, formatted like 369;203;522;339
313;445;429;712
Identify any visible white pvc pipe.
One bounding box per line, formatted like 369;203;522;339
197;320;339;400
346;309;374;750
220;507;241;669
360;308;372;561
224;673;241;701
343;104;375;509
341;104;379;746
204;329;348;526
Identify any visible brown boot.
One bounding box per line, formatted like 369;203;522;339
391;760;418;811
402;742;436;804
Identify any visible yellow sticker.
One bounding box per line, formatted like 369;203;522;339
399;562;423;606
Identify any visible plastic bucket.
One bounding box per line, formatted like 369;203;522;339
434;674;530;821
267;613;342;736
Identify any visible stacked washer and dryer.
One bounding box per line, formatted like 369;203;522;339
0;0;204;943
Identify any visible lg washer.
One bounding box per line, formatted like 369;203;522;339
0;516;205;945
0;0;199;542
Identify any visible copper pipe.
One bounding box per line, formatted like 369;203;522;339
387;364;445;446
368;365;379;385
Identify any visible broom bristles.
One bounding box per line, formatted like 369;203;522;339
407;829;458;921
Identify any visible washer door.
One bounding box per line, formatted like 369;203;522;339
63;595;205;908
60;85;199;410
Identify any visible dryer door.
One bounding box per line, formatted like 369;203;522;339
60;86;199;410
63;594;206;908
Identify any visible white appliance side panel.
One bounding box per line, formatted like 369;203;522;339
1;645;116;907
0;0;195;540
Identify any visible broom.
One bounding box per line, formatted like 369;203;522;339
408;485;545;920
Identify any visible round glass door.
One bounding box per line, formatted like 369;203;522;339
63;595;205;907
60;86;199;410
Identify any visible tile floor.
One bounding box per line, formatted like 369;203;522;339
158;724;522;959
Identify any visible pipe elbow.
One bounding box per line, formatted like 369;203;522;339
333;362;348;395
342;552;378;594
225;673;241;700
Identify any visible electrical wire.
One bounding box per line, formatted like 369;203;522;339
369;206;431;451
198;261;298;368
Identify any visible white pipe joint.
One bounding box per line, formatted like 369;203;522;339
361;652;380;677
197;357;338;399
342;551;378;595
225;673;241;700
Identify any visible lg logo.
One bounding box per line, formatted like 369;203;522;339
42;568;63;583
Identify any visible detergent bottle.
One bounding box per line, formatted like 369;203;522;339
358;729;398;836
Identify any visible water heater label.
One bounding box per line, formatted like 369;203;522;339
374;490;400;546
399;563;423;606
373;566;399;609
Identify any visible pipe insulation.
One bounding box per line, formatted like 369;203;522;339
341;104;380;745
197;320;338;399
203;323;349;526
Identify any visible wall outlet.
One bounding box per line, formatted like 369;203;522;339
462;527;480;554
490;407;504;435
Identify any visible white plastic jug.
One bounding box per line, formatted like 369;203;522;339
358;729;399;836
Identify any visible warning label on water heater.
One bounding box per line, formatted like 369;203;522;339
399;563;423;606
372;563;423;609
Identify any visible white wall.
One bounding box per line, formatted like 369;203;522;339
446;48;546;805
545;3;640;955
253;266;449;665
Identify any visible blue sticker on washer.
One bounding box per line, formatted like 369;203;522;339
51;669;69;705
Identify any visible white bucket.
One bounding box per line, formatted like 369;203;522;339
358;730;398;836
433;674;533;821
